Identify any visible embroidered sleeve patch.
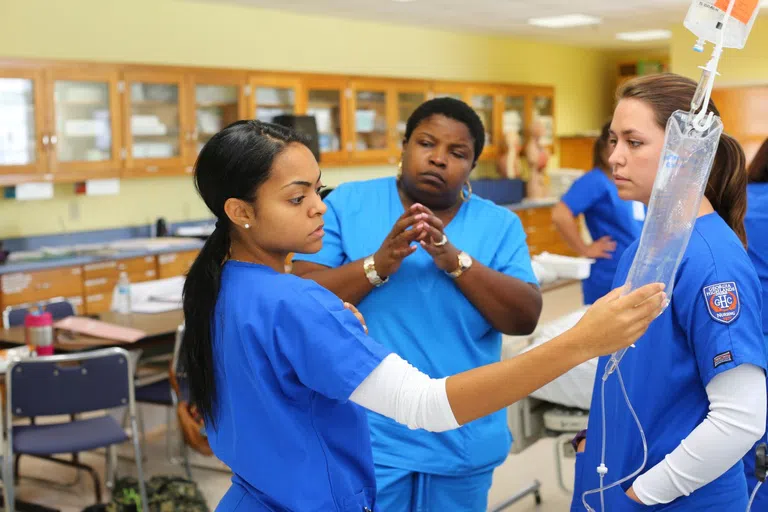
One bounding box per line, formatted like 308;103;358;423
713;351;734;368
702;281;741;325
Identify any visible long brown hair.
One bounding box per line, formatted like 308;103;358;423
618;73;747;247
747;138;768;183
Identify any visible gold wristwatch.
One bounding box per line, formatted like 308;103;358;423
363;255;389;286
447;251;473;279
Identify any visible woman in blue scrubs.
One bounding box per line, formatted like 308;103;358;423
291;97;542;510
180;120;665;511
571;74;767;511
552;121;645;304
743;137;768;508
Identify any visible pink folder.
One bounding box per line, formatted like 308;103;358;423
54;317;147;344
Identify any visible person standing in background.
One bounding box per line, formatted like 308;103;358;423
551;121;645;304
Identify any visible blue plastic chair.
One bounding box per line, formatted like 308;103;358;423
4;348;148;510
2;298;76;328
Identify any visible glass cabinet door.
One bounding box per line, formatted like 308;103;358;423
470;93;495;147
254;86;295;123
123;72;187;171
396;91;426;149
0;73;43;172
51;78;119;172
194;84;240;156
352;88;390;158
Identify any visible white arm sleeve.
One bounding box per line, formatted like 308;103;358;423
634;363;767;505
349;353;461;433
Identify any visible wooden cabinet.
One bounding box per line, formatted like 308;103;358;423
249;74;304;125
0;64;52;177
0;250;197;315
0;266;84;310
466;85;502;161
0;58;558;181
711;86;768;165
348;79;395;164
157;249;199;279
517;206;577;257
82;255;157;314
559;136;597;171
302;75;350;166
188;70;248;169
121;69;189;176
46;64;123;179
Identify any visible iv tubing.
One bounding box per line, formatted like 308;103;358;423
581;365;648;511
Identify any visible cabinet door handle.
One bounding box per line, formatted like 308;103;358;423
42;134;50;147
50;134;58;145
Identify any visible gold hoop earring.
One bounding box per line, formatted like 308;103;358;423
460;180;472;202
397;161;403;178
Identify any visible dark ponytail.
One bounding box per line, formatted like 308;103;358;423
619;73;748;248
708;133;747;247
181;120;309;426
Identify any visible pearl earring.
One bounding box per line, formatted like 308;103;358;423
244;223;250;229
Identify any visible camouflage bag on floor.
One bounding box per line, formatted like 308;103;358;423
104;475;209;512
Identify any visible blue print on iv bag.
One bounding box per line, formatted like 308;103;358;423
604;109;723;379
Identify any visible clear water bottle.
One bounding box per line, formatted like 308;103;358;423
684;0;761;50
114;271;132;314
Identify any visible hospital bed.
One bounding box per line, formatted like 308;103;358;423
490;308;596;511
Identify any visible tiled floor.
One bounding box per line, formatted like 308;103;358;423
9;283;585;512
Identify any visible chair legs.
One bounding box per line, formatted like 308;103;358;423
129;417;149;512
17;454;102;504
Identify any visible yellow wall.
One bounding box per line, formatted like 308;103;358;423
670;16;768;84
0;0;615;238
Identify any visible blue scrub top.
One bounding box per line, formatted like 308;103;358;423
572;213;767;511
560;168;645;305
207;261;391;511
743;183;768;507
745;182;768;335
293;177;538;476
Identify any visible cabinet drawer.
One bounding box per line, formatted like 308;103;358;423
84;256;158;293
1;266;84;307
117;256;156;277
84;292;111;316
157;250;199;279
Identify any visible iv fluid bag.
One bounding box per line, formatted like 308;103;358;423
604;111;723;379
684;0;761;49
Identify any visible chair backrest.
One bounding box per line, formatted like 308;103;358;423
3;297;75;328
7;347;134;418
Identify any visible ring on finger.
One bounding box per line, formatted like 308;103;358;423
433;234;448;247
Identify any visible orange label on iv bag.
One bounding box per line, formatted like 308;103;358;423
714;0;759;24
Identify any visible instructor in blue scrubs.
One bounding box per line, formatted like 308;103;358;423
743;137;768;508
552;121;645;304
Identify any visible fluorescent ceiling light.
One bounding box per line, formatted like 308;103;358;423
528;14;601;29
616;29;672;42
761;0;768;7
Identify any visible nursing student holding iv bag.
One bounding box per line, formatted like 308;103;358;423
571;74;767;511
179;120;666;511
552;121;645;305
